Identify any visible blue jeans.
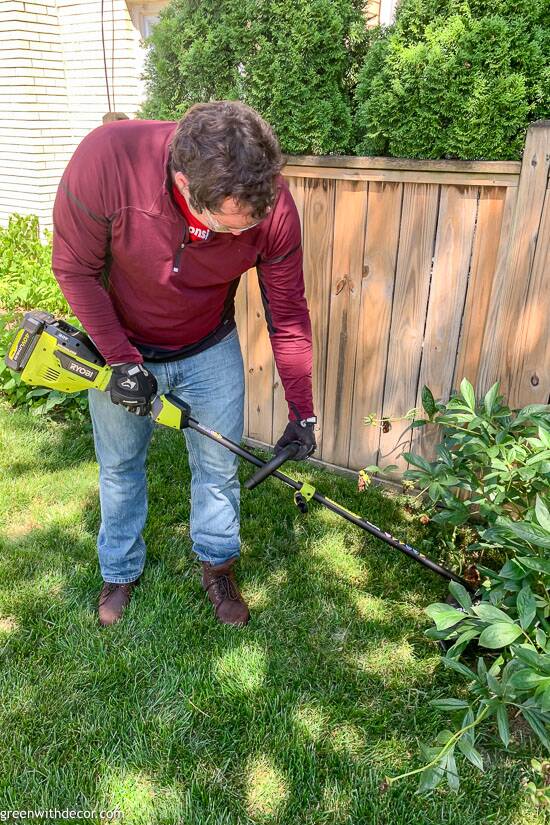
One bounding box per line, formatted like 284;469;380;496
88;327;245;584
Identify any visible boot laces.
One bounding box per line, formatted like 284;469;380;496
101;582;131;602
209;573;239;601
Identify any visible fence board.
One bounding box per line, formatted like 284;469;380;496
378;183;440;474
285;175;305;241
321;180;368;466
412;185;479;460
453;187;507;391
302;177;336;455
286;154;521;175
509;185;550;404
348;181;402;470
479;122;550;406
476;186;519;396
284;165;518;188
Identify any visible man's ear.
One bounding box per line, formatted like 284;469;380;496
173;171;189;191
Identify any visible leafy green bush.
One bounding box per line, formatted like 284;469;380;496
393;502;550;793
354;0;550;160
0;217;87;419
403;380;550;531
0;214;69;315
362;379;550;566
364;380;550;793
141;0;368;154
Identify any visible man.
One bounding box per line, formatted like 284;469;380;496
52;101;316;628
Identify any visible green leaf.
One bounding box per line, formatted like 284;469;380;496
519;557;550;575
449;581;472;611
382;464;399;473
517;585;537;630
483;382;500;417
509;669;550;690
497;559;527;580
417;759;446;793
445;637;475;658
453;628;482;646
425;626;456;641
477;657;487;679
487;671;502;695
425;603;466;631
473;603;514;624
538;427;550;449
421;385;437;419
430;698;470;711
526;449;550;466
478;623;523;648
446;749;460;792
460;378;476;411
403;452;434;474
489;655;504;677
535;497;550;532
436;729;455;745
536;629;548;650
43;395;62;412
442;657;477;680
506;521;550;548
537;686;550;712
457;738;484;771
522;708;550;752
419;744;443;762
514;646;550;673
496;704;510;747
516;404;550;421
428;482;444;501
461;709;475;745
25;387;50;398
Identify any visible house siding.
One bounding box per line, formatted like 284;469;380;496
0;0;166;229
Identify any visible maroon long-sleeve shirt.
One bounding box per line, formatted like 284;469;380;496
52;119;314;420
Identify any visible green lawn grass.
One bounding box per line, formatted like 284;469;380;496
0;403;544;824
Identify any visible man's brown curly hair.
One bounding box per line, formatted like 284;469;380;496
169;101;284;220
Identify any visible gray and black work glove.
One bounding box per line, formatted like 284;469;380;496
275;417;317;461
108;362;158;416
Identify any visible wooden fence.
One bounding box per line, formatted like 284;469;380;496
235;121;550;475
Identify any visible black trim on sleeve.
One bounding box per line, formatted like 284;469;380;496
259;242;300;267
290;402;302;421
59;181;110;225
256;266;277;335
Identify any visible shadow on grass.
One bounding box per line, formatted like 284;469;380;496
0;416;535;825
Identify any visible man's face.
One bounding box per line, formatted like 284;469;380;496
173;172;264;236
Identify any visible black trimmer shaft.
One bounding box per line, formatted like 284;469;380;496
185;415;475;593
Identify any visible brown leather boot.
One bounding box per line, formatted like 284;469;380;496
201;559;250;626
98;577;140;627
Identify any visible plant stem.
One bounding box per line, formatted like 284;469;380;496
386;705;490;785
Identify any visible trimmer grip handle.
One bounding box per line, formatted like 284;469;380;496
244;442;301;490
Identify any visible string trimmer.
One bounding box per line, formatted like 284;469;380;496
5;310;475;594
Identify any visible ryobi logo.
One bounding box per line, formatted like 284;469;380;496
55;351;99;381
68;361;95;379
